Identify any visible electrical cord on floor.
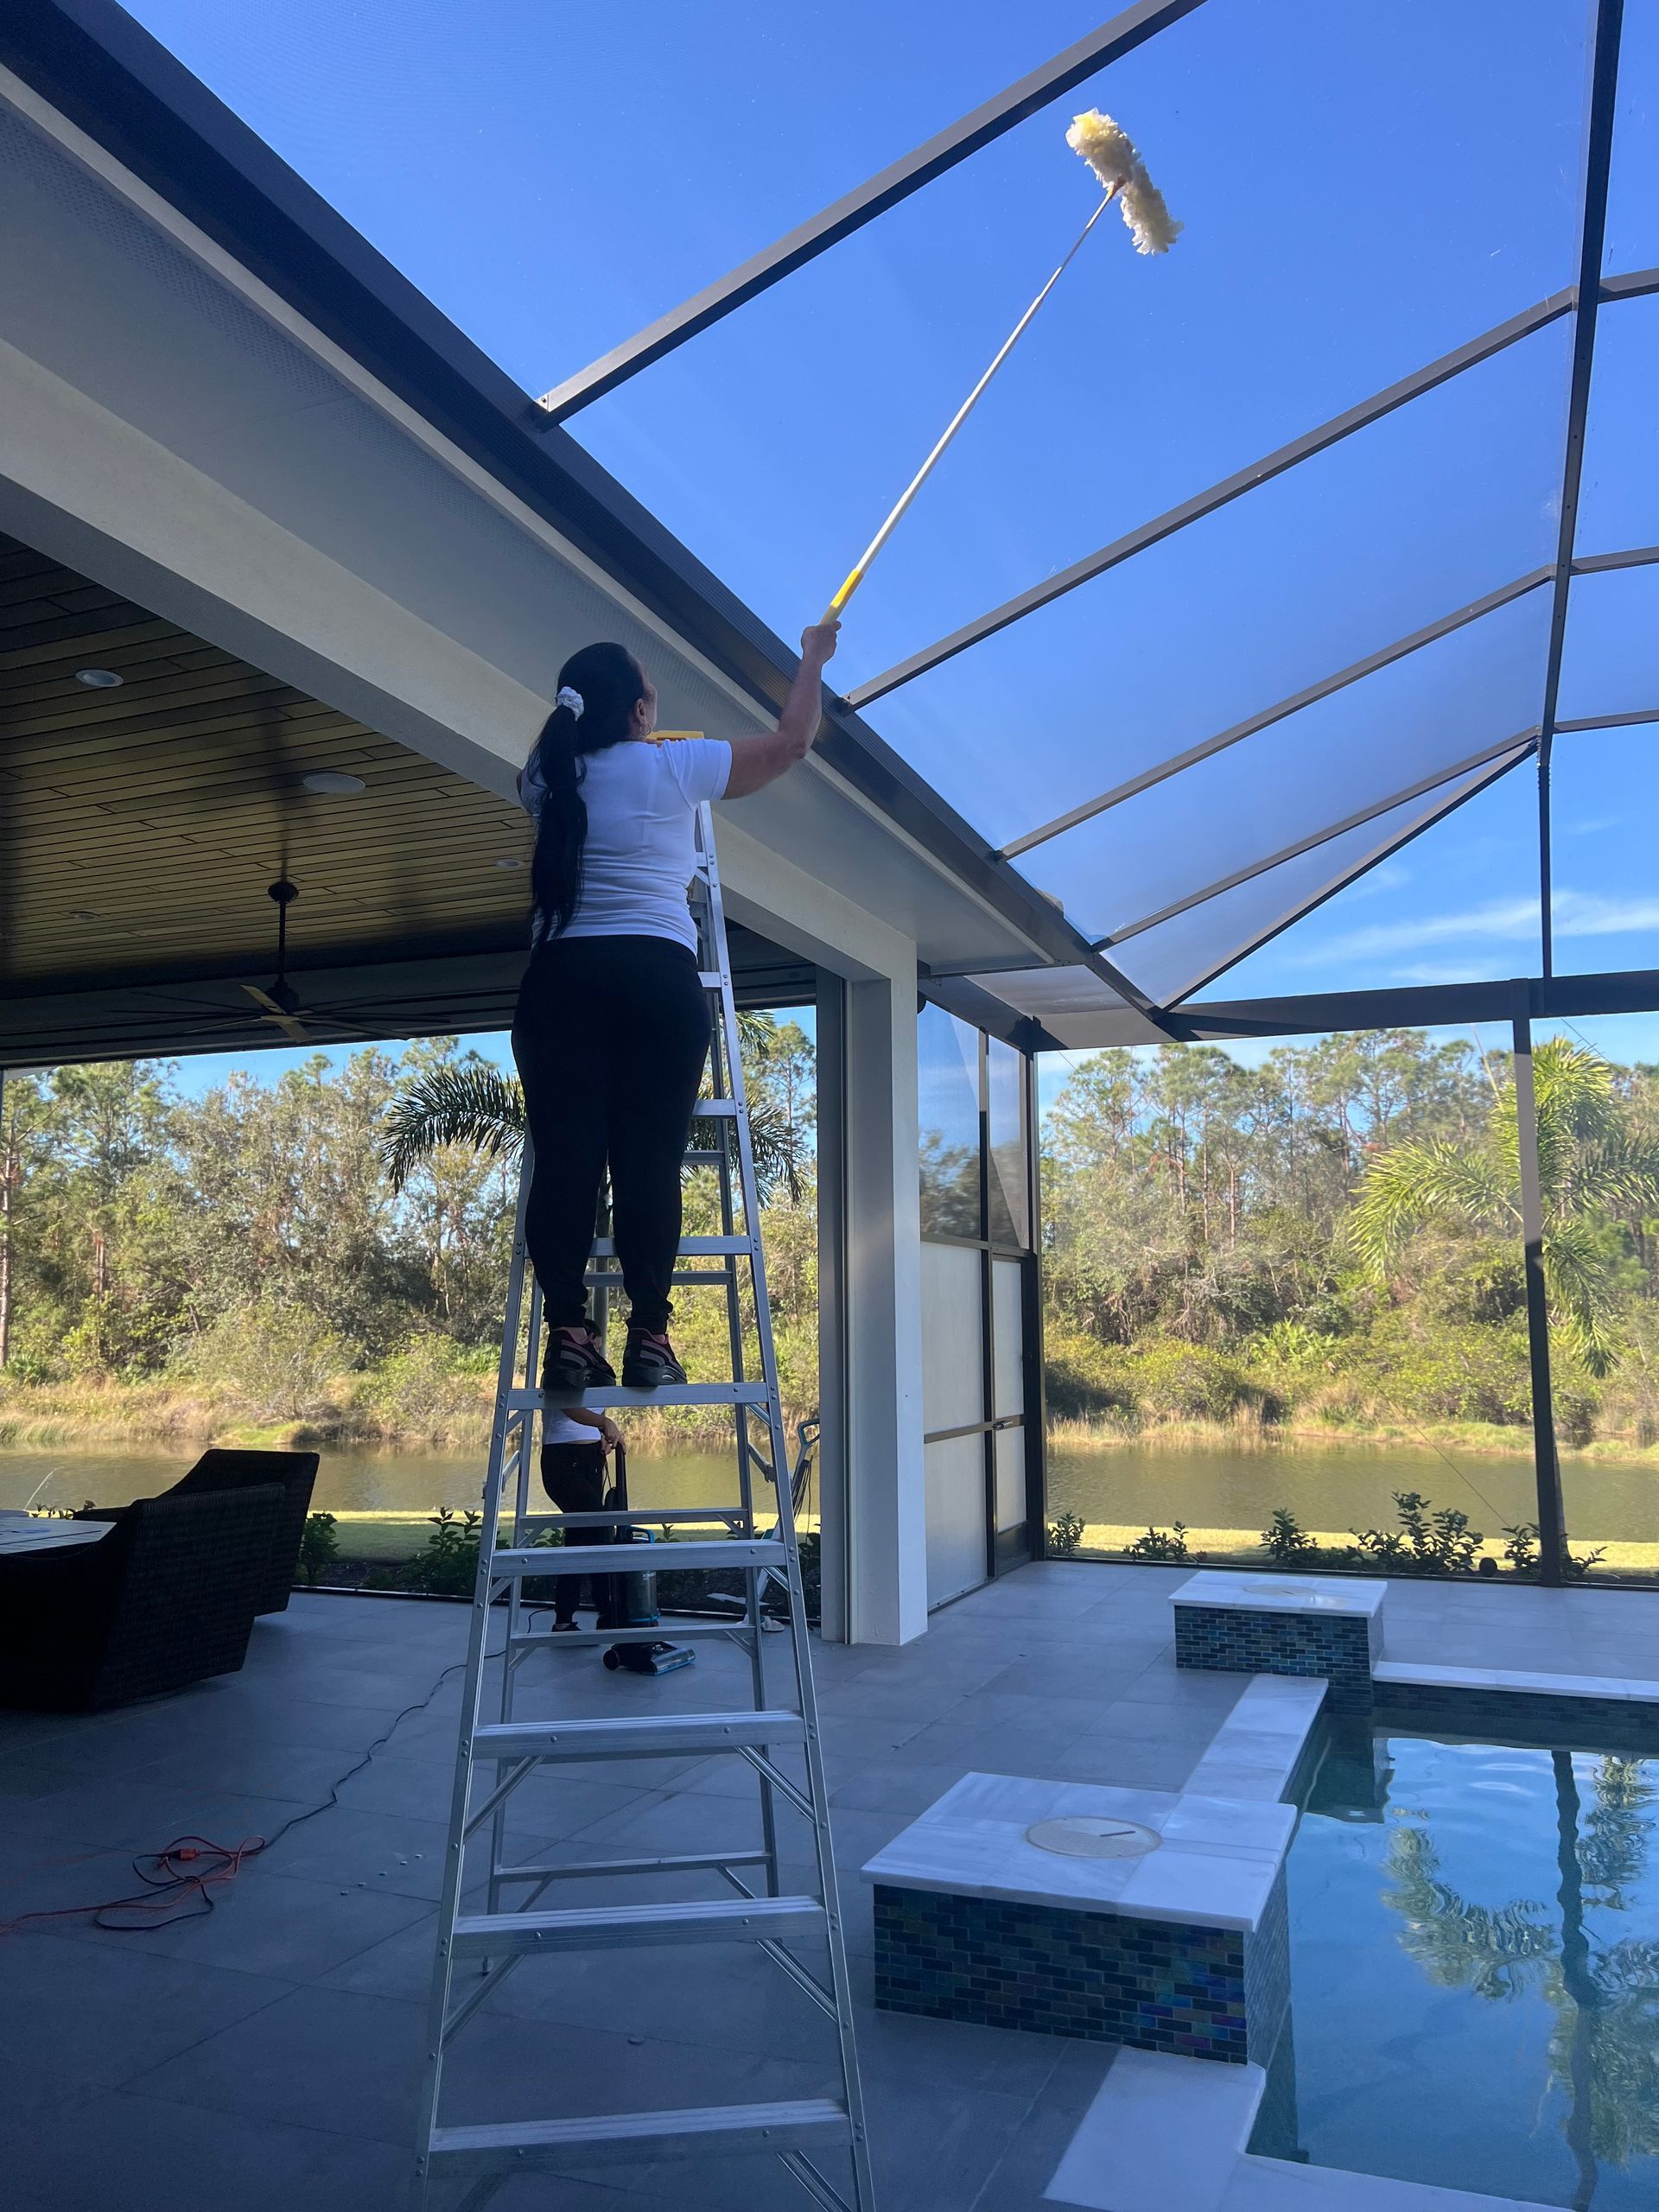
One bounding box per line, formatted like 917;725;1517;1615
0;1641;503;1939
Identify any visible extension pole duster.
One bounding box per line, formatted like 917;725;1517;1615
823;111;1181;624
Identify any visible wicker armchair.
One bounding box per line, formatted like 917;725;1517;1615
0;1484;283;1711
77;1447;318;1613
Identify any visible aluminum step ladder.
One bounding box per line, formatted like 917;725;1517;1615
413;804;874;2212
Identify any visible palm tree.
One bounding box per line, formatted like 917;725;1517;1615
1351;1040;1659;1376
1381;1753;1659;2202
380;1017;804;1199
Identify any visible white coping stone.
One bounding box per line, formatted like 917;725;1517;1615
1046;2048;1266;2212
1222;2153;1558;2211
1373;1658;1659;1703
1173;1569;1388;1619
1185;1676;1326;1802
861;1770;1294;1932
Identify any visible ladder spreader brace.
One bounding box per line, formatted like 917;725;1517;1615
412;804;874;2212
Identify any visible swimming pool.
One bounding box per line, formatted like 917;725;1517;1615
1249;1718;1659;2208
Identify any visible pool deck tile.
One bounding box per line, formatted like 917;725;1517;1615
4;1561;1659;2210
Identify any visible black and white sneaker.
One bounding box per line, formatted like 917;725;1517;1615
620;1329;687;1389
541;1325;616;1394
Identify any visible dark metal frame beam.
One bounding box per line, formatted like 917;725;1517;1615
1536;0;1625;982
531;0;1210;421
1511;995;1569;1584
1149;964;1659;1043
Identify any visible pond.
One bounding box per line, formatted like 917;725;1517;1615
0;1445;749;1560
1046;1437;1659;1570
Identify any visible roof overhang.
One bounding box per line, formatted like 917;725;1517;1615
0;0;1141;1066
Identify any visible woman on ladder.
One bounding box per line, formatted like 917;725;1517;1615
513;620;838;1395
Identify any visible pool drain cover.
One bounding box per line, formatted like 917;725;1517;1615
1025;1815;1160;1859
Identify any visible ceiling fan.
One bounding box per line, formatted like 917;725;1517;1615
238;878;360;1045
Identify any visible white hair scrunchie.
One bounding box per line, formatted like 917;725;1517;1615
555;685;585;720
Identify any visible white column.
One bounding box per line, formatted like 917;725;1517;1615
836;969;927;1646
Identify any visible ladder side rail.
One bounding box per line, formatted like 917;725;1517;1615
412;1139;537;2209
696;805;782;1901
489;1251;543;1921
700;807;875;2206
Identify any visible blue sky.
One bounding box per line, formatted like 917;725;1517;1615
124;0;1658;1010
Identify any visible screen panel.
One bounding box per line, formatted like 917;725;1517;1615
1573;296;1659;556
1603;0;1659;276
1025;591;1548;945
1168;753;1541;1005
921;1239;985;1433
871;321;1569;855
987;1039;1030;1249
925;1432;988;1605
918;1003;982;1236
1555;565;1659;726
1547;726;1659;976
992;1257;1026;1421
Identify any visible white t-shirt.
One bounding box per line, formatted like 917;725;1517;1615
543;1410;603;1447
518;735;732;953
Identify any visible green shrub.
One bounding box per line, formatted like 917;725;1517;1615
1129;1338;1265;1424
1124;1522;1189;1561
393;1506;482;1595
1047;1509;1085;1557
1261;1506;1319;1568
1042;1329;1139;1422
173;1299;356;1423
353;1332;486;1440
298;1510;339;1586
1351;1491;1482;1575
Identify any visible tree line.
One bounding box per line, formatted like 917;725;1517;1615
0;1018;817;1443
1040;1029;1659;1446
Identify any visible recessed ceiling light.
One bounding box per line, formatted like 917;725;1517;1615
71;909;100;922
493;856;528;870
302;771;366;795
74;668;124;689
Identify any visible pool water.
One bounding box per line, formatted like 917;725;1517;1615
1252;1725;1659;2207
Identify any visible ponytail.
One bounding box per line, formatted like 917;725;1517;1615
526;642;647;940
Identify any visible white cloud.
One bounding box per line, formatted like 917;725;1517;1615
1283;888;1659;969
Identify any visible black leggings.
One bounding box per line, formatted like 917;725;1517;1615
512;934;711;1332
539;1441;613;1624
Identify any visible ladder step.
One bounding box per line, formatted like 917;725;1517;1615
516;1507;745;1528
584;1268;732;1285
588;1234;751;1256
494;1850;772;1883
511;1382;769;1410
689;1099;739;1118
425;2100;851;2175
450;1895;823;1958
493;1538;784;1575
697;971;725;989
507;1623;747;1652
682;1149;725;1166
472;1710;806;1762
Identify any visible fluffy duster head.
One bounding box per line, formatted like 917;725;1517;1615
1066;109;1183;256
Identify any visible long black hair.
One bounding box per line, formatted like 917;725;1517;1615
526;641;647;939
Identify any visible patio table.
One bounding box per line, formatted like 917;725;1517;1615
0;1509;112;1555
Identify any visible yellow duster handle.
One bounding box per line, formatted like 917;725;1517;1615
824;188;1116;623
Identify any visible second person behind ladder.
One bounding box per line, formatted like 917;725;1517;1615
513;621;839;1392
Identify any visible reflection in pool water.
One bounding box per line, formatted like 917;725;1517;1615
1255;1728;1659;2207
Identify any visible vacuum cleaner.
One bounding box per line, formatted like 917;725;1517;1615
596;1442;694;1676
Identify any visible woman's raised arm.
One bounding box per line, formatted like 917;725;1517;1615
722;621;840;798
